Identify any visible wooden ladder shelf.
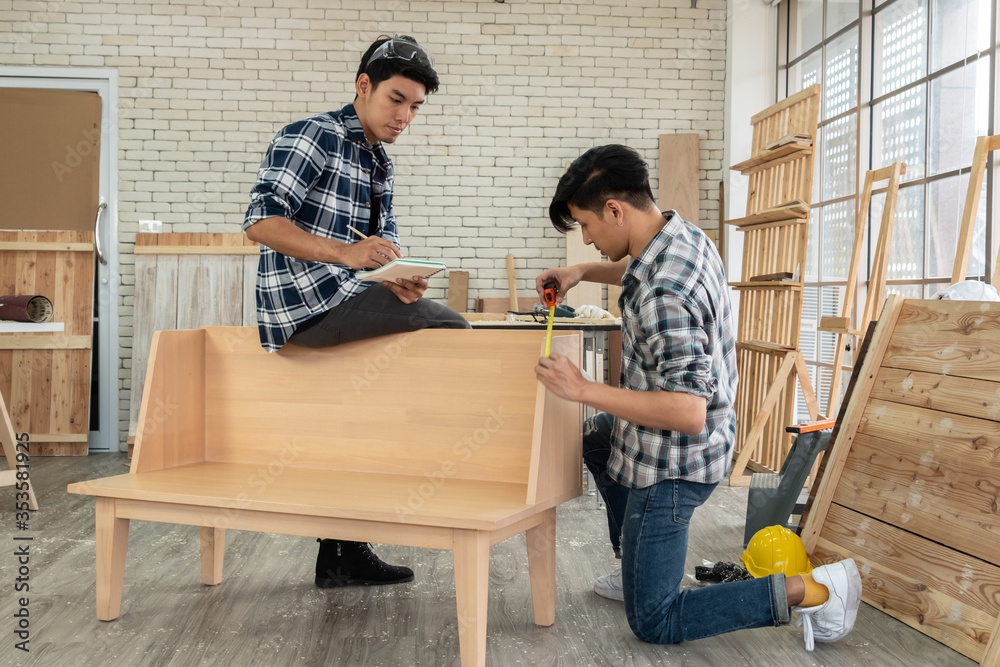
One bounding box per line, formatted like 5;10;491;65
727;85;822;487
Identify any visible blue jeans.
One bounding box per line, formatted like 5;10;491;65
584;412;790;643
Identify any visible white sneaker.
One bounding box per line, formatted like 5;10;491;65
594;567;624;601
794;558;862;651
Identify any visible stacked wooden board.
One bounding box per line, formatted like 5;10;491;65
801;296;1000;665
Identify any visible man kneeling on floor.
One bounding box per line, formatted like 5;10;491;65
534;144;861;650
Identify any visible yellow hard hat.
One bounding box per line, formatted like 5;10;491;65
740;525;813;578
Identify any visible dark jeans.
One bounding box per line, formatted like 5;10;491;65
288;284;470;348
582;412;629;552
583;411;789;644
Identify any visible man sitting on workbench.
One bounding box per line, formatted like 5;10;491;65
243;35;469;590
534;144;861;652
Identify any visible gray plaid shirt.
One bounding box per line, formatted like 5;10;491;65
608;211;738;488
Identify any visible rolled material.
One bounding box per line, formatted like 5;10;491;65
0;295;54;323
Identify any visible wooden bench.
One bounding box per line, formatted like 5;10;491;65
68;327;583;666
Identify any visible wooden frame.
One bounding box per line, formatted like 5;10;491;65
0;386;38;510
726;85;821;486
800;296;1000;665
70;328;583;667
951;135;1000;287
818;162;905;415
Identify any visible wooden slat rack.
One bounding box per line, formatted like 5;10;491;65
726;85;822;486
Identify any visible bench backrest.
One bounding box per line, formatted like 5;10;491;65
133;327;582;504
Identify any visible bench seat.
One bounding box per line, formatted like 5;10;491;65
73;462;577;531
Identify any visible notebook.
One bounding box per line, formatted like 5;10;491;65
354;258;447;283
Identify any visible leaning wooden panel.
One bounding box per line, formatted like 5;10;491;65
804;297;1000;666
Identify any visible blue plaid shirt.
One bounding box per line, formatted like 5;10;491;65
243;104;400;352
608;211;738;488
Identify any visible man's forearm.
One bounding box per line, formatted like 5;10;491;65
577;258;628;285
578;382;707;436
245;216;346;263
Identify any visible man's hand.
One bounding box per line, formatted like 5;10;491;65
535;354;589;402
383;276;428;305
338;236;402;269
535;266;583;306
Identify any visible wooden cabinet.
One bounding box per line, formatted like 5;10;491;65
0;230;95;456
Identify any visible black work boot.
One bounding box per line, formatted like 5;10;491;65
314;539;414;588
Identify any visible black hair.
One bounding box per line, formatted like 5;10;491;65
548;144;656;233
356;35;440;95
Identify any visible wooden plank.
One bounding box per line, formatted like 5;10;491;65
735;340;794;355
836;432;1000;564
881;300;1000;382
129;255;178;439
658;133;699;225
218;255;244;327
526;334;582;505
0;335;91;349
763;132;812;150
606;283;622;317
19;433;88;442
475;297;539;313
869;367;1000;423
133;244;259;255
750;84;821;124
822;505;1000;621
730;144;812;175
748;271;794;282
242;254;258;328
725;200;809;227
952;135;994;285
447;270;469;313
0;242;94;252
506;253;518;313
564;232;602;308
815;509;996;662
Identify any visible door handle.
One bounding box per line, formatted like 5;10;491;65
94;201;108;265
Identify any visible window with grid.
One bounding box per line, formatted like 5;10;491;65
778;0;995;417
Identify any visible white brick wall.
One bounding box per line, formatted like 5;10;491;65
0;0;727;445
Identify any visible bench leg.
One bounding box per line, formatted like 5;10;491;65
95;497;129;621
526;508;556;627
199;527;225;585
453;529;489;667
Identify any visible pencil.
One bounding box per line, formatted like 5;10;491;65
347;225;368;239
